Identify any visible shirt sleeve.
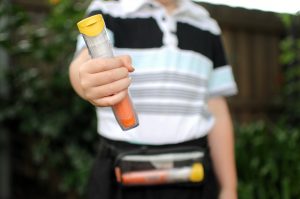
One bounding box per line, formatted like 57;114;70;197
74;34;86;57
208;33;238;98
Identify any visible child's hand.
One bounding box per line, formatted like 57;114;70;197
79;55;134;107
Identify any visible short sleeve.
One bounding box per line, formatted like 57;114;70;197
74;34;85;56
208;34;238;98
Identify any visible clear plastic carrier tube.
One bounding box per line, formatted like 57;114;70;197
77;14;139;131
117;163;205;185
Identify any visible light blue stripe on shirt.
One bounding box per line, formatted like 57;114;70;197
114;47;213;78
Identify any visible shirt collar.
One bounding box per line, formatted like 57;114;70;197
175;0;209;18
120;0;208;18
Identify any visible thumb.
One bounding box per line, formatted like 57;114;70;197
118;55;135;72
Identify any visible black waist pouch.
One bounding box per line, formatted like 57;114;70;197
114;146;207;186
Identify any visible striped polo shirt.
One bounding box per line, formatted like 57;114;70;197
76;0;238;145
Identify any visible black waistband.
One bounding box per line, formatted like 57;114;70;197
98;136;208;157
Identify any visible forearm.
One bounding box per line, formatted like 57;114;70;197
207;97;237;192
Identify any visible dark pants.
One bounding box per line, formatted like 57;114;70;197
87;136;219;199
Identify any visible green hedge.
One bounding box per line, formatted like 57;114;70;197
0;0;98;197
235;122;300;199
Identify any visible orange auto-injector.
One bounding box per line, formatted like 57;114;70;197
77;14;139;131
119;163;205;185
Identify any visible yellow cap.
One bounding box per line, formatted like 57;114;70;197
77;14;105;37
189;163;204;182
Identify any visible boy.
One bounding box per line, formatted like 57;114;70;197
69;0;238;198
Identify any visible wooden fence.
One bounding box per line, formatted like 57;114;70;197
201;3;284;122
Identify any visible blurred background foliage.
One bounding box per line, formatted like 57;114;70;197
0;0;299;198
236;122;300;199
0;0;98;198
279;13;300;125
